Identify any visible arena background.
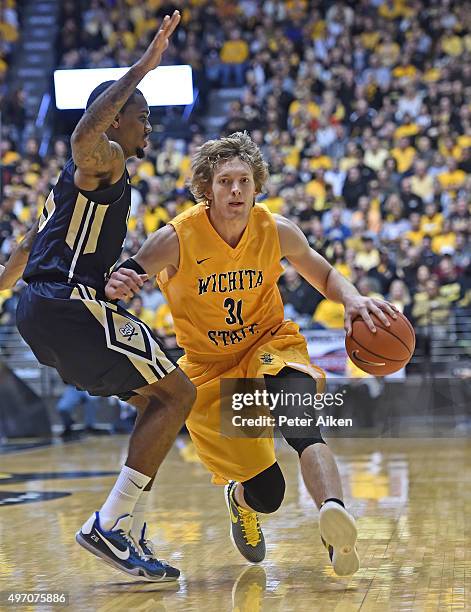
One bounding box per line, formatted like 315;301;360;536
0;0;470;435
2;2;471;611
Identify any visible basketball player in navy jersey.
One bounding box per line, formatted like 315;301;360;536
0;11;196;582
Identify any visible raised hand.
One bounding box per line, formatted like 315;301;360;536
136;11;181;74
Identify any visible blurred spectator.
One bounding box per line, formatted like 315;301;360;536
219;29;249;87
391;138;416;175
127;295;154;328
354;235;380;272
305;217;327;253
410;159;435;204
400;177;424;216
369;249;397;295
453;233;471;270
381;195;411;243
413;265;432;294
57;386;102;439
419;235;440;269
349;99;377;138
222;101;251;134
435;256;465;305
342;167;368;210
0;0;19;78
1;87;25;142
437;158;467;195
356;277;383;299
324;207;352;242
279;266;322;318
154;303;177;349
334;243;352;279
363;137;389;172
141;281;165;312
420;202;444;237
431;219;456;255
387;279;411;315
412;278;451;332
313;299;345;330
262;183;284;214
406;212;424;246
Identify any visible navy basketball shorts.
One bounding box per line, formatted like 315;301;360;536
16;282;177;399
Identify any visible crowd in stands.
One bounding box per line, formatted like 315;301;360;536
0;1;17;68
1;0;471;369
0;0;18;101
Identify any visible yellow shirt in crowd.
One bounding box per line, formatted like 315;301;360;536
420;212;444;236
313;300;345;329
391;146;416;173
220;40;249;64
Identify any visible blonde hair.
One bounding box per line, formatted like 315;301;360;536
189;132;269;202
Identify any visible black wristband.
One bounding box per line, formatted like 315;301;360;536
114;258;146;276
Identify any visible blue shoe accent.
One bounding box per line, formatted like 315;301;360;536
138;523;180;580
76;512;180;582
139;522;153;556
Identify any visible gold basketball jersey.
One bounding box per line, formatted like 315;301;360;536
157;204;285;360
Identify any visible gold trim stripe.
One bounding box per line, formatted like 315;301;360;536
65;193;89;251
127;354;160;385
84;204;108;254
38;190;56;233
81;298;103;325
67;203;95;282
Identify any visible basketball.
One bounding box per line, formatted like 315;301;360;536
345;311;416;376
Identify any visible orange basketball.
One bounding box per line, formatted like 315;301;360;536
345;311;415;376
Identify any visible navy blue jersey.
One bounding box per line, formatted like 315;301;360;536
23;158;131;295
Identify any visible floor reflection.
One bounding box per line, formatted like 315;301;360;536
1;437;470;611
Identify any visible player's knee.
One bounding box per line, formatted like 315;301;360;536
145;373;196;421
163;376;195;421
242;462;285;514
265;367;326;457
252;484;285;514
284;436;326;457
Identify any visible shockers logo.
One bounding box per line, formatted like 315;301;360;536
260;353;274;364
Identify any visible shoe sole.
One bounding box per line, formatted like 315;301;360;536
224;484;265;564
319;503;360;576
75;532;178;582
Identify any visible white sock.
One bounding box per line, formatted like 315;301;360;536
99;465;151;530
130;490;151;542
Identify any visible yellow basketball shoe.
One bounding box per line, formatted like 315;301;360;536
224;481;266;563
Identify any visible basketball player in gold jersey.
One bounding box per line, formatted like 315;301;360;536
106;132;398;576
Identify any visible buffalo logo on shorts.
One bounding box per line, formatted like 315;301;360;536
106;310;152;361
119;322;139;342
260;352;274;364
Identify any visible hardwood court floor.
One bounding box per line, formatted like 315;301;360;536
1;436;470;611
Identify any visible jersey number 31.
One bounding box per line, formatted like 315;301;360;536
224;298;244;325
